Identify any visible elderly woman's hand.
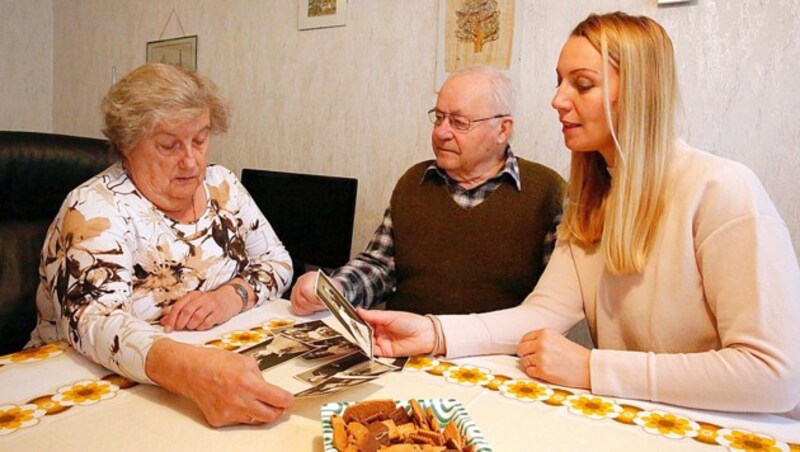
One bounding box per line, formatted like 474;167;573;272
146;339;294;427
161;284;247;333
517;329;591;390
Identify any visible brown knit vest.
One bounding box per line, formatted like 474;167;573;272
388;158;564;314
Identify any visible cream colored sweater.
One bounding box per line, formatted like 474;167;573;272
440;143;800;417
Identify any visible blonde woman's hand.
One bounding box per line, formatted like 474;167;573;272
517;328;591;389
357;308;438;357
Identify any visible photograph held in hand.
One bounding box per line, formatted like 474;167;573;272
315;270;375;358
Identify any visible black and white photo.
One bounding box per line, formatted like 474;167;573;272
240;335;312;371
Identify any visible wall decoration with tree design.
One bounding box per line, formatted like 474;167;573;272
437;0;519;90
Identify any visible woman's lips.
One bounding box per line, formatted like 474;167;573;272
561;121;580;133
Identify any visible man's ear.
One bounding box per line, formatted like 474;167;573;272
497;117;514;144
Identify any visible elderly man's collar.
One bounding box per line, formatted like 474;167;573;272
422;146;522;191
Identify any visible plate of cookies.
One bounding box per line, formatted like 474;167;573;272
321;398;492;452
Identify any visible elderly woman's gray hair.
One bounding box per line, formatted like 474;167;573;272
101;63;230;157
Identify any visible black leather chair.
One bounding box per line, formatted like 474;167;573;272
240;169;358;292
0;131;117;355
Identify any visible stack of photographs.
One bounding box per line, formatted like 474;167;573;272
239;319;406;398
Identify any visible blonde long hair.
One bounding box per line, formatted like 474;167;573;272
558;12;680;274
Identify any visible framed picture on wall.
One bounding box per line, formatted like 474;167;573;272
146;35;197;71
435;0;521;91
298;0;347;30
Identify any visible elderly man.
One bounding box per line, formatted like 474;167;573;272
292;66;564;316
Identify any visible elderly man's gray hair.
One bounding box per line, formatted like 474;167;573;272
447;65;515;116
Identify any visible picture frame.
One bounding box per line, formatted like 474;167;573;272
146;35;197;71
298;0;347;30
435;0;521;91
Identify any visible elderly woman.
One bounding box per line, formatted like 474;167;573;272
28;63;294;426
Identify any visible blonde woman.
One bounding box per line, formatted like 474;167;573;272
359;12;800;417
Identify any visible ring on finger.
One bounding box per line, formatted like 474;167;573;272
522;355;534;368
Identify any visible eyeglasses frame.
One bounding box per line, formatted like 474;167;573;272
427;108;510;133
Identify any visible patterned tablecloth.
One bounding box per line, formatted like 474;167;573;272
1;300;797;451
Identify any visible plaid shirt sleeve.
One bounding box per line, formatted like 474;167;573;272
330;207;397;309
541;211;562;268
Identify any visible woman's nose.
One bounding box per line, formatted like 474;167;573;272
551;84;571;112
178;143;197;168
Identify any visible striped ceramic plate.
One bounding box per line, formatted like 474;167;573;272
320;398;492;451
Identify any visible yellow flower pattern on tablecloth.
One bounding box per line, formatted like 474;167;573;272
203;339;238;350
52;380;119;406
221;330;270;348
26;395;71;416
564;394;623;420
0;342;68;365
403;356;439;372
543;388;574;407
694;421;722;445
716;429;789;452
634;410;699;439
263;319;296;330
400;353;795;450
498;379;553;402
443;365;493;386
612;404;642;425
0;404;46;435
102;373;138;390
426;361;456;376
483;374;511;391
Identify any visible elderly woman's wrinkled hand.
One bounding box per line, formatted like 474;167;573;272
146;339;294;427
160;286;242;333
517;328;591;390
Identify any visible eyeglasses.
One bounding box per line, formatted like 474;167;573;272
427;108;509;132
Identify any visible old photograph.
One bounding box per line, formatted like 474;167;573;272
301;336;361;361
240;334;312;371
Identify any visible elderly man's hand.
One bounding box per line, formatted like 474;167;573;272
161;285;242;333
290;272;329;316
517;329;591;390
146;339;294;427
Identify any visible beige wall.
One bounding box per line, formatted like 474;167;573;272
6;0;800;258
0;0;52;132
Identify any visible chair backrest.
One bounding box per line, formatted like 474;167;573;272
240;169;358;284
0;131;117;354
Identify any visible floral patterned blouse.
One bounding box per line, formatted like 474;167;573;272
28;162;293;383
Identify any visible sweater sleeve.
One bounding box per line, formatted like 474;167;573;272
46;188;165;384
331;207;397;309
229;172;293;303
439;240;586;357
592;213;800;414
